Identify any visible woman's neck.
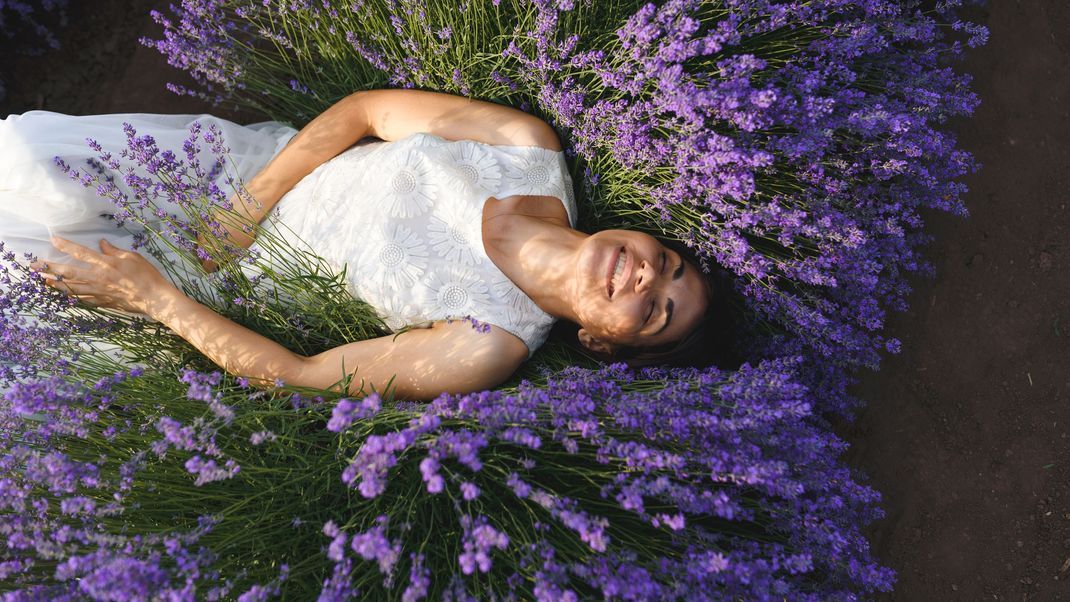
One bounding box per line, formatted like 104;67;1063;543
482;198;585;323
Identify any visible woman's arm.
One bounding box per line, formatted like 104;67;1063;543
200;92;374;272
357;88;561;150
39;237;528;399
143;284;528;400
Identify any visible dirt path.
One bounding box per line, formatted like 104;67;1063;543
836;2;1070;600
3;1;1069;599
0;0;257;121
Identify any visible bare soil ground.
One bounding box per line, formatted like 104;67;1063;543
2;1;1068;599
837;2;1070;600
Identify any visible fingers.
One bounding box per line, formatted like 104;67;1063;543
49;236;112;268
35;272;116;307
99;239;130;257
29;260;85;282
39;272;89;294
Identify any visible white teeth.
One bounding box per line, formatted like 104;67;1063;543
612;250;626;292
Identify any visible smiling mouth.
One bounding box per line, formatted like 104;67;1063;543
607;247;626;298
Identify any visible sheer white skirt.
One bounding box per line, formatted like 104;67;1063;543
0;110;298;272
0;110;299;394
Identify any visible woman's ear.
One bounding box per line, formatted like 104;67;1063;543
577;328;615;356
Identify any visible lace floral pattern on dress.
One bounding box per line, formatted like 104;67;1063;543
500;149;563;196
367;222;429;292
427;199;483;267
381;146;438;218
423;263;492;319
445;142;502;193
269;131;574;356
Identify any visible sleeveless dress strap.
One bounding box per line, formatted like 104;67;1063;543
461;142;577;228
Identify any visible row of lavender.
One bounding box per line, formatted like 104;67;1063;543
0;347;892;599
0;0;984;598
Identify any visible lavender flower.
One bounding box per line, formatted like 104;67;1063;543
349;516;401;578
402;553;430;602
327;393;382;432
184;455;240;486
249;430;277;445
178;370;228;416
458;515;509;575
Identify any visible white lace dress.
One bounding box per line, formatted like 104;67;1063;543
253;131;576;356
0;111;577;359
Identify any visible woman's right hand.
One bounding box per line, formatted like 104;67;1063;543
196;232;220;273
196;189;261;274
194;90;375;275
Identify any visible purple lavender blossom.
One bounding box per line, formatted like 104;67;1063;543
184;455;240;486
458;515;509;575
317;358;892;597
249;430;277;445
460;481;480;501
349;516;401;578
179;368;222;399
402;553;430;602
327;393;382;432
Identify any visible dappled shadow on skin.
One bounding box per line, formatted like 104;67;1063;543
293;319;528;402
371;90;560;150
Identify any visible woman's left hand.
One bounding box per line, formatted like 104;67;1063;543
29;236;175;315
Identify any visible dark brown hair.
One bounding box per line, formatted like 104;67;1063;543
554;239;745;370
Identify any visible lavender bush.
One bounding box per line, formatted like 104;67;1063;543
140;0;985;414
0;356;893;599
0;0;989;597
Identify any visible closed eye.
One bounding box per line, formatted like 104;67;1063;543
644;252;666;328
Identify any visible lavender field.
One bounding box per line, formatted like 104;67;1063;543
3;0;1068;600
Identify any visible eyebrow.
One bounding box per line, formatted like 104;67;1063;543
654;260;684;336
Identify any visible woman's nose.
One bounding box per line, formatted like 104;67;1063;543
634;260;656;293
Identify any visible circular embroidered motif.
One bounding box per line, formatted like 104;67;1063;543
427;199;483;267
447;142;502;192
441;283;469;310
457;163;480;185
425;265;490;317
381;149;438;218
502;151;561;197
378;242;405;268
525;164;550;185
366;222;428;292
390;170;417;194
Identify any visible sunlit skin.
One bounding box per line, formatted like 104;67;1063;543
482;195;710;355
